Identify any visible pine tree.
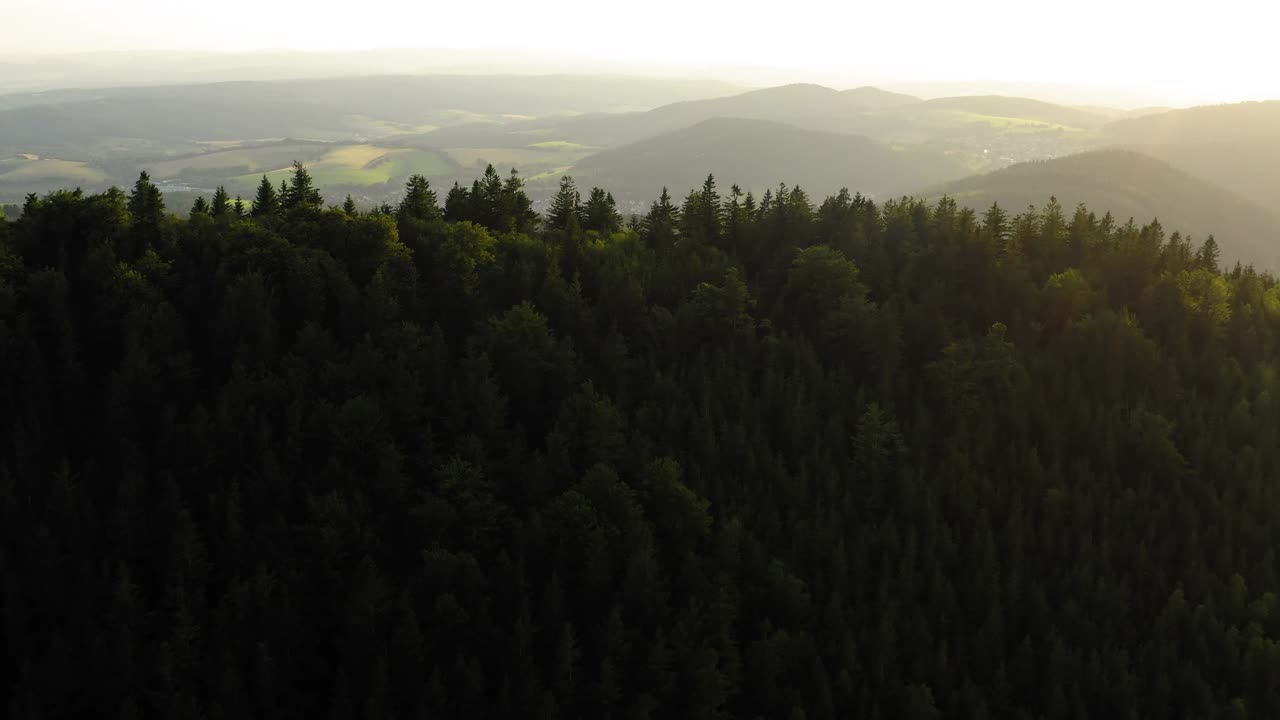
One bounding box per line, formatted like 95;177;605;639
503;168;538;232
1198;235;1221;273
233;195;246;217
210;186;230;217
698;173;722;241
548;176;582;231
127;171;164;225
343;195;358;216
444;182;471;223
251;176;279;217
126;171;165;258
583;187;622;234
189;196;209;217
283;161;322;210
397;175;439;222
641;186;679;252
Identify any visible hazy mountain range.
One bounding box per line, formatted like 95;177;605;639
2;70;1278;265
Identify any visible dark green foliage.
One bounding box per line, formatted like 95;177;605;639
282;161;323;210
441;165;538;234
547;175;583;231
3;167;1280;720
251;175;278;217
210;186;231;217
396;175;439;223
583;187;623;234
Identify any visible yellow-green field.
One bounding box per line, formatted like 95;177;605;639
527;165;575;182
0;157;108;184
529;140;596;152
232;145;454;187
938;111;1088;134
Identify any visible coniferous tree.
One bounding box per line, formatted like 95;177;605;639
583;187;622;234
548;176;583;231
397;175;440;222
503;168;538;233
1198;235;1221;272
444;182;471;223
251;176;279;217
283;161;322;210
127;171;164;225
125;170;165;257
641;186;680;252
210;186;230;217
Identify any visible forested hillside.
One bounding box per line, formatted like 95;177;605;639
4;165;1280;719
925;150;1280;269
550;117;970;210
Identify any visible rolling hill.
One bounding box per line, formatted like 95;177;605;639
924;149;1280;268
479;83;915;149
415;84;1101;170
552;117;971;208
0;74;745;154
1104;101;1280;145
1102;101;1280;216
911;95;1109;129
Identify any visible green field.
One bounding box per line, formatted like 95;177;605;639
0;157;108;184
233;145;455;188
148;144;332;177
941;110;1088;133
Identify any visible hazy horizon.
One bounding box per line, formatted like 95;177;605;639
7;0;1280;107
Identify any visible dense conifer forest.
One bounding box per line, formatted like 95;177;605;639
3;163;1280;719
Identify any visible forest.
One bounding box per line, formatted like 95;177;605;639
3;163;1280;719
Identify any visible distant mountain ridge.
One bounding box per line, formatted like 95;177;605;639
1104;101;1280;145
912;96;1109;128
1101;101;1280;217
0;74;746;151
417;82;1104;156
558;116;970;207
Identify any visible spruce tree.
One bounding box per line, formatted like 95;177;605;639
503;168;538;233
548;176;582;231
127;171;164;225
283;161;322;210
583;187;622;234
190;196;209;217
444;182;471;223
397;175;439;222
252;176;279;217
1198;235;1221;273
210;186;230;217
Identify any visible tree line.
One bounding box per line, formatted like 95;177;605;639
2;161;1279;719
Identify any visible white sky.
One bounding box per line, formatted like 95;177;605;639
6;0;1279;103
